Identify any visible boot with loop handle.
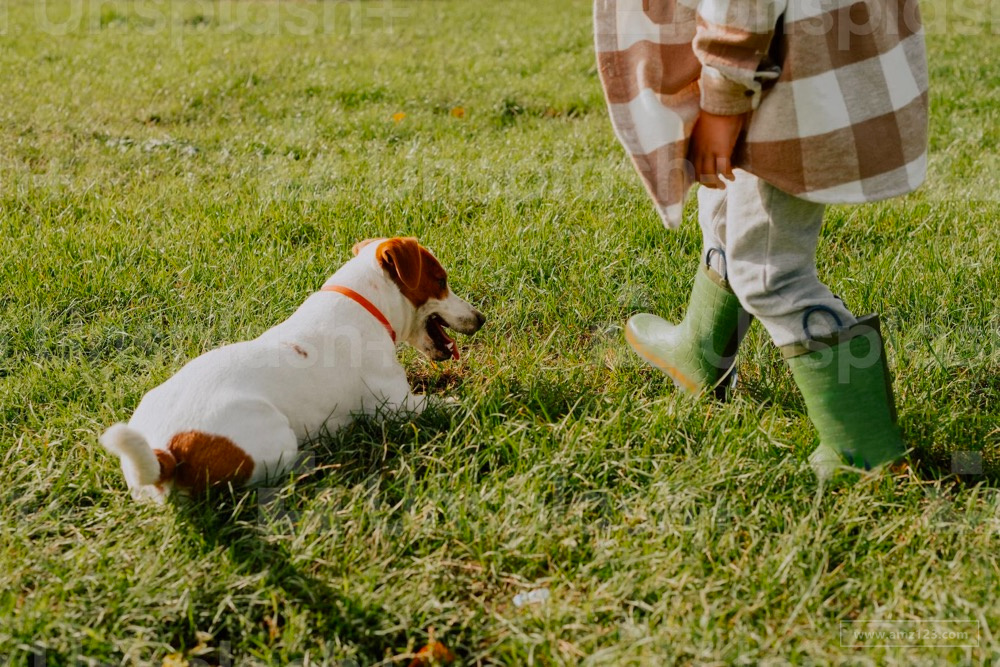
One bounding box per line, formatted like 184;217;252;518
626;249;752;400
781;307;906;480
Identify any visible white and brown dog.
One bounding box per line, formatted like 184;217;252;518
100;237;485;502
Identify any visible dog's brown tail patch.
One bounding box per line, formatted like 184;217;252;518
158;430;255;494
153;448;177;489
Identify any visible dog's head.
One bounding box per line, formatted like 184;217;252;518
353;237;486;361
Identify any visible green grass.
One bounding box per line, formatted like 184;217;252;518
1;0;998;664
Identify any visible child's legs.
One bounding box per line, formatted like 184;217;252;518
705;170;856;347
697;178;728;275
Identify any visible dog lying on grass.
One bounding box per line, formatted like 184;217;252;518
100;237;485;502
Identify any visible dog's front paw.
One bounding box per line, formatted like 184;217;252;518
420;394;461;414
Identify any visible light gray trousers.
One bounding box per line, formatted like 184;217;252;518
698;169;856;347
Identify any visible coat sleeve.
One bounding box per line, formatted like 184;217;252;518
693;0;786;115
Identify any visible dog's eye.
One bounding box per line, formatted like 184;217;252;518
438;278;447;291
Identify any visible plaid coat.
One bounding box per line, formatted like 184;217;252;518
595;0;929;228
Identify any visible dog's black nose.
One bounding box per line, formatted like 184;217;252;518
473;310;486;330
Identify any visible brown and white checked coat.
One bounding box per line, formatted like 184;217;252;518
595;0;929;228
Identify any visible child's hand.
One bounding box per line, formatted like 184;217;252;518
689;111;746;189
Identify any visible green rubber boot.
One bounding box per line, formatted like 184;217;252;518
625;263;749;398
781;314;906;479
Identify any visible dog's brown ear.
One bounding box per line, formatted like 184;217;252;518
352;238;381;256
376;237;423;290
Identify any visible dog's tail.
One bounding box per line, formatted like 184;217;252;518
99;423;176;487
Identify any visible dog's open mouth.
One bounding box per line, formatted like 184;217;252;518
426;314;459;360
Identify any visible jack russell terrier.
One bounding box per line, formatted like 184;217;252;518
100;237;485;502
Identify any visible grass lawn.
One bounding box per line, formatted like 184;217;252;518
1;0;998;664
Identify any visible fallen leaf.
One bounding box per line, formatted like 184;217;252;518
392;112;407;123
450;106;465;118
265;615;281;642
409;640;455;666
162;654;188;667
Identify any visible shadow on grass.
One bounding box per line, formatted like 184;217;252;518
170;496;392;663
164;406;460;663
190;522;343;657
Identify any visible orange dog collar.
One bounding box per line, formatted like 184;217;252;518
320;285;396;343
